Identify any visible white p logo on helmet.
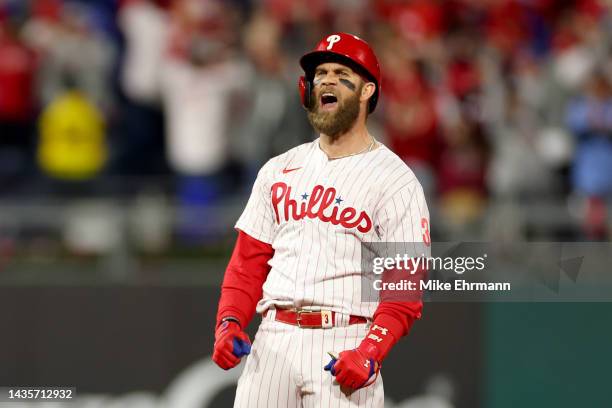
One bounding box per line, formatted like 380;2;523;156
326;34;341;50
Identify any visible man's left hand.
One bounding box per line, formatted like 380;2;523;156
324;344;380;389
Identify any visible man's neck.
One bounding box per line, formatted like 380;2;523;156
319;123;374;159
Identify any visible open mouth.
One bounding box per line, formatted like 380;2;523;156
320;93;338;110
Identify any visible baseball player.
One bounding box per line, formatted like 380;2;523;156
213;32;430;407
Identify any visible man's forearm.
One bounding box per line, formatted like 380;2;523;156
216;230;274;328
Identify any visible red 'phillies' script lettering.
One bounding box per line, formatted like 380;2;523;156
271;182;372;233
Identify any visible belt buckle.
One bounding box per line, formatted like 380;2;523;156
295;309;318;328
295;309;334;328
295;310;306;328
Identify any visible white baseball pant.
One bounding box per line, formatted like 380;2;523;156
234;310;384;407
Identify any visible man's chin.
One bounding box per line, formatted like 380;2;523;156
309;112;336;129
309;118;350;139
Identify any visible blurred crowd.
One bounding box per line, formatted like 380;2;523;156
1;0;612;243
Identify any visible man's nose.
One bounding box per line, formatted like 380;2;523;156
320;74;338;86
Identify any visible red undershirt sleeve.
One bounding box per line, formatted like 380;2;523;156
364;265;424;361
216;230;274;329
372;299;422;340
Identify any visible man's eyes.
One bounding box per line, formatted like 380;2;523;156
315;71;349;77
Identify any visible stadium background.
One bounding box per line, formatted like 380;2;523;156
0;0;611;406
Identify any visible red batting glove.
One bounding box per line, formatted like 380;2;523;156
212;320;252;370
324;322;397;389
324;344;380;389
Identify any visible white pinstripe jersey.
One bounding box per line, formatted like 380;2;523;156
235;139;430;319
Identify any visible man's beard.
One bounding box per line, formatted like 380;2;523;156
307;85;362;139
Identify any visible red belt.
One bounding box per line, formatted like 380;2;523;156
264;309;367;328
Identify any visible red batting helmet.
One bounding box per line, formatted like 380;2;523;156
299;33;381;113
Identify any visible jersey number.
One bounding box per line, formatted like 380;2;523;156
421;218;431;247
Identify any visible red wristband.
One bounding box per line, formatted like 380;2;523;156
358;321;398;363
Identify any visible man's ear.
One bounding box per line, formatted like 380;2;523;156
360;82;376;103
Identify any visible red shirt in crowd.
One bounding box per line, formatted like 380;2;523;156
0;33;36;121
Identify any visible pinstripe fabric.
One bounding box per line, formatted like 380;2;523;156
233;139;429;407
234;317;384;408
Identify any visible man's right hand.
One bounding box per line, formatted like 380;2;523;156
212;320;252;370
